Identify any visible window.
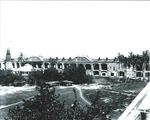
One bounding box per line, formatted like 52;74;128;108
136;72;143;77
113;67;115;70
145;72;150;77
102;73;106;76
111;73;114;76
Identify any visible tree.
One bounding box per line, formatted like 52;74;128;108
43;67;62;82
115;51;150;81
116;53;131;82
86;91;113;120
6;84;68;120
141;50;149;71
128;52;136;71
6;84;112;120
28;70;44;85
0;70;25;86
63;66;92;84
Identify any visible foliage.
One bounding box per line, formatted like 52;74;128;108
0;70;25;86
43;68;62;82
28;70;44;85
0;65;93;86
115;50;149;70
63;66;93;84
87;91;113;120
28;68;63;84
6;84;67;120
5;84;112;120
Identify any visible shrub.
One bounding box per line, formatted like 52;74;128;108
5;84;112;120
0;70;25;86
63;66;93;84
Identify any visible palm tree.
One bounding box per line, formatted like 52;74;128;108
116;53;124;80
128;52;137;77
116;53;131;82
141;50;149;79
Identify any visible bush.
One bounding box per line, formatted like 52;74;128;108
0;70;25;86
43;68;63;82
5;84;112;120
63;66;93;84
28;70;44;85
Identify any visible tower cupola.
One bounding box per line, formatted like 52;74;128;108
6;48;11;61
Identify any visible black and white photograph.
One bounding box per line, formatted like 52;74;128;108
0;1;150;120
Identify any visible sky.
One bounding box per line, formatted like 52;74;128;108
1;1;150;59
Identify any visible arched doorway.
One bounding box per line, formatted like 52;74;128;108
44;62;49;68
64;63;69;69
94;64;99;70
101;72;107;77
94;71;99;75
70;63;76;67
57;63;63;69
78;64;84;68
85;64;91;70
136;72;143;77
119;71;125;76
101;64;107;70
145;72;150;77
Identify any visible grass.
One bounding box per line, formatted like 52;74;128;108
0;90;38;106
0;89;38;120
0;86;87;120
82;79;147;120
0;78;147;120
55;86;90;107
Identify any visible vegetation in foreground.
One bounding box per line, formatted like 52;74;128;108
5;83;112;120
83;80;147;119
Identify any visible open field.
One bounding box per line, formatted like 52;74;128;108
0;86;38;120
0;78;147;120
83;78;147;119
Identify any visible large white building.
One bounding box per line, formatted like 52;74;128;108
0;48;150;80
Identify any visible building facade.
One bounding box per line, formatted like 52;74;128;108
0;49;150;80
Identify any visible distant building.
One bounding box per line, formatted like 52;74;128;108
0;49;150;79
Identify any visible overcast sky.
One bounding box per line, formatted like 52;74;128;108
1;1;150;59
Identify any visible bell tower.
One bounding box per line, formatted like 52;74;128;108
5;48;11;62
5;48;13;70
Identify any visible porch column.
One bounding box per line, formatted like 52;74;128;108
19;62;21;68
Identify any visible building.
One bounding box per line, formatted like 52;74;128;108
0;49;150;80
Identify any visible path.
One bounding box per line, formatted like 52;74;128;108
73;85;91;105
0;85;91;119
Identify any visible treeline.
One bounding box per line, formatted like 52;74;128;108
0;66;93;86
28;65;93;85
5;83;112;120
114;50;149;69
